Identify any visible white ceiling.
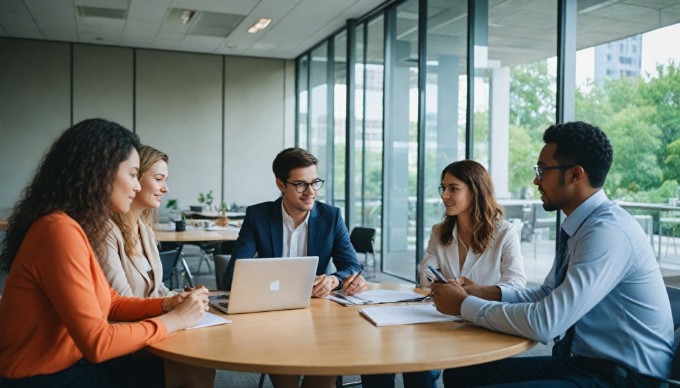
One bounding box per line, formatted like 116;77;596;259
0;0;386;59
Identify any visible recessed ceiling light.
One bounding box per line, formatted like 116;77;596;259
247;18;271;34
179;10;196;24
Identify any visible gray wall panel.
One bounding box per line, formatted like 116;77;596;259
73;45;133;128
0;38;71;209
224;56;292;206
136;50;223;210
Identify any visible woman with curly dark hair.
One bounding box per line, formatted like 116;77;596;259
0;119;209;387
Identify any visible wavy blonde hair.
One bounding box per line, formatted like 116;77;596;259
110;145;168;258
437;160;504;254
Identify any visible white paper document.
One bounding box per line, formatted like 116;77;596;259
326;289;429;306
185;312;232;330
359;303;461;326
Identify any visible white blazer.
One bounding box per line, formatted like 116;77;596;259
418;219;526;289
98;219;174;298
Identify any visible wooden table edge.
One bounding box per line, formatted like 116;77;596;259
146;326;536;375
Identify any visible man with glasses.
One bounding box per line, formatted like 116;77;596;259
431;121;673;386
223;147;366;297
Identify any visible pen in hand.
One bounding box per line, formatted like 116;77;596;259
341;270;363;295
427;264;451;283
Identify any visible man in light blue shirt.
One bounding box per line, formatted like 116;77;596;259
432;121;673;386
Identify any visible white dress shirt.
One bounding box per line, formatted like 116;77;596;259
418;220;526;291
281;202;309;257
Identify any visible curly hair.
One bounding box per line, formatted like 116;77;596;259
110;145;168;258
1;119;140;271
437;160;504;254
543;121;613;188
272;147;318;182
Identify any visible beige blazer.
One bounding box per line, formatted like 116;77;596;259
98;219;174;298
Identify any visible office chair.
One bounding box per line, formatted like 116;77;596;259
645;286;680;385
350;227;377;279
159;248;181;289
214;254;230;291
195;244;215;275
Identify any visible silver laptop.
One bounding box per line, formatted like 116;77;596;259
209;256;319;314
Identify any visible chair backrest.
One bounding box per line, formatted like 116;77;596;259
159;248;180;283
350;227;376;254
214;254;231;290
667;286;680;330
666;286;680;379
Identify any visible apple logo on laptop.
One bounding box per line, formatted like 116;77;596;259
269;279;280;291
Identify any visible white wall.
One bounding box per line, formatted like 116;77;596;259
0;37;295;211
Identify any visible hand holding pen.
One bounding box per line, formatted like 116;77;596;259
341;270;367;296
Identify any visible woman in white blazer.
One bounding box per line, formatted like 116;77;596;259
418;159;526;295
98;145;174;298
363;160;526;388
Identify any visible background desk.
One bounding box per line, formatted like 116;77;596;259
154;228;239;287
147;293;535;375
154;228;239;243
0;218;7;231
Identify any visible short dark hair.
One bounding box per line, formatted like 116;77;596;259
1;119;140;271
542;121;613;188
272;147;318;181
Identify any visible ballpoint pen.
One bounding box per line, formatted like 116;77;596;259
427;264;450;283
342;270;363;294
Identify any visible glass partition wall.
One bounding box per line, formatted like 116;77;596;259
296;0;680;283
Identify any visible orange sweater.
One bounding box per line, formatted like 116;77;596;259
0;212;168;378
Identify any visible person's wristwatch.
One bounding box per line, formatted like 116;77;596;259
331;275;342;290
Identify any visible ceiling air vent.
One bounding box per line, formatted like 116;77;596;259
76;6;127;20
189;11;246;37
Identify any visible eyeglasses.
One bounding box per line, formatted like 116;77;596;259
533;164;576;181
285;179;325;193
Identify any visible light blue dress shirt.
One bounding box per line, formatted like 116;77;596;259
461;190;674;377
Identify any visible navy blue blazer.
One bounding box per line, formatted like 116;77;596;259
223;197;362;290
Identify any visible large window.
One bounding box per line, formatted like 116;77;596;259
382;0;419;279
308;43;330;203
296;0;680;284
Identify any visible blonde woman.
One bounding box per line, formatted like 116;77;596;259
98;144;215;386
99;145;173;297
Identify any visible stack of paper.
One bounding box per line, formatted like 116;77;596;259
359;304;461;326
326;289;429;306
185;312;232;330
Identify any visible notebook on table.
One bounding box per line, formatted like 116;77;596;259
209;256;319;314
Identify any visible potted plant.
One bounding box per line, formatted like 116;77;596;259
215;201;230;227
165;199;181;221
195;190;214;212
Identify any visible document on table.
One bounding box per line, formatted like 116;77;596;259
359;303;461;326
185;312;232;330
326;289;429;306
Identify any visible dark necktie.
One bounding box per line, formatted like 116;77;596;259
552;228;574;365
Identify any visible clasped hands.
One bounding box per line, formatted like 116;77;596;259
312;273;367;298
161;285;210;314
430;276;502;316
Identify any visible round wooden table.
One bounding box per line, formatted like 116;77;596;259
147;287;536;375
